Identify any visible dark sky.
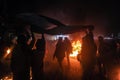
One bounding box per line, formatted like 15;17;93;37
1;0;120;35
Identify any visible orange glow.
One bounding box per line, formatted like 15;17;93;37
70;40;82;58
7;49;11;54
3;48;11;59
118;69;120;80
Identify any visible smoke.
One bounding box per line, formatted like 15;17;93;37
37;3;86;25
7;1;110;36
37;3;109;36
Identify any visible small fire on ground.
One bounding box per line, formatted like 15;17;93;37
70;40;82;58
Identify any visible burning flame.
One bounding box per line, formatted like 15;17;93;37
3;48;11;59
7;49;11;54
70;40;82;57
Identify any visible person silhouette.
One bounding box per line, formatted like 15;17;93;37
31;33;46;80
80;26;97;80
11;24;35;80
53;37;66;71
64;37;72;66
98;36;109;77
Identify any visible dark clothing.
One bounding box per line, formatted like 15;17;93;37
32;50;45;80
54;41;65;62
109;40;117;59
98;41;109;63
11;45;31;80
11;33;34;80
81;32;97;79
35;36;46;52
64;38;72;65
31;35;46;80
97;39;109;76
81;32;97;66
54;39;66;69
64;39;72;55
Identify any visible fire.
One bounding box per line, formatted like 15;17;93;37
7;49;11;54
3;48;11;59
70;40;82;57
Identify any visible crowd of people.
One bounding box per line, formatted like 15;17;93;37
53;25;120;80
77;26;120;80
0;24;46;80
10;24;46;80
0;23;120;80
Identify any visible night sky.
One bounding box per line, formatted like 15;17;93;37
1;0;120;35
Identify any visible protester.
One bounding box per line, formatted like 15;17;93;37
31;33;46;80
97;36;109;76
53;37;66;71
80;26;97;80
64;37;72;66
11;24;35;80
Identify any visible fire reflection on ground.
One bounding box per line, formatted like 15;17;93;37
108;64;120;80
